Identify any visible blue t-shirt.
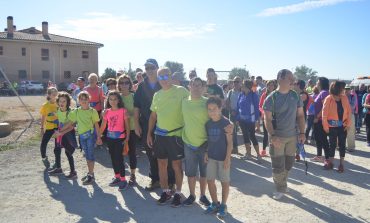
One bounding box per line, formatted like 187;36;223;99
206;117;230;161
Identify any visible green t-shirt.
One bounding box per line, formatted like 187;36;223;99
150;85;189;137
121;93;135;130
68;107;100;134
182;96;209;147
56;109;70;124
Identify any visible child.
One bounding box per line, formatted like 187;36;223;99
49;92;78;179
204;97;233;218
57;91;102;185
100;90;130;191
40;87;58;169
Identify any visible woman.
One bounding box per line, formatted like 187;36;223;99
84;73;105;116
306;86;319;148
237;79;261;162
322;81;351;173
105;78;117;94
259;80;276;157
118;75;138;186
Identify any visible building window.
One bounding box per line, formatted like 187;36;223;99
42;71;50;79
41;48;49;61
64;71;71;79
82;51;89;59
18;70;27;79
22;47;26;56
0;46;3;55
63;50;67;58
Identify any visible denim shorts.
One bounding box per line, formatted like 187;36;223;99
79;133;96;161
184;144;207;178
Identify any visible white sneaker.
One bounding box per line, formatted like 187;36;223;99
273;192;284;200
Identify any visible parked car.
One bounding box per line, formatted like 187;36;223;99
24;81;44;94
350;76;370;87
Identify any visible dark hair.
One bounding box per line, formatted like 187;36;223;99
329;81;346;96
190;77;205;86
56;91;72;111
117;75;133;91
296;80;306;91
106;78;117;86
222;84;228;91
256;76;263;81
105;90;125;109
243;79;253;90
266;80;277;95
277;69;292;80
318;77;329;90
207;68;215;73
206;96;222;108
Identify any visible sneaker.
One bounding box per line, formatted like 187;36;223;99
109;177;121;187
48;163;57;171
81;174;88;182
199;195;211;207
118;180;129;191
260;150;267;157
42;157;50;169
204;202;220;214
310;156;324;162
157;192;172;205
48;168;63;175
295;154;300;162
171;193;182;208
323;160;333;170
242;154;252;160
257;156;263;164
272;192;284;200
65;171;77;180
82;174;95;185
347;148;355;152
337;164;344;173
128;174;137;186
145;181;160;191
217;204;228;218
183;194;196;206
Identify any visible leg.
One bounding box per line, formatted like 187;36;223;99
145;147;159;182
366;114;370;143
207;180;218;203
346;114;356;150
65;150;75;172
157;159;169;190
54;146;62;168
239;121;251;155
263;121;268;150
221;182;230;205
270;137;288;192
328;128;338;162
338;127;347;161
40;129;54;158
128;131;137;174
184;145;198;196
172;159;183;192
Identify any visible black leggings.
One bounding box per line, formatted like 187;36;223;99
106;138;125;177
239;121;258;146
127;130;137;170
365;114;370;143
54;147;75;171
314;121;328;157
327;127;347;159
262;122;268;150
40;129;57;159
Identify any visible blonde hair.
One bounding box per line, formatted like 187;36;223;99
46;87;58;101
77;91;91;101
88;73;99;82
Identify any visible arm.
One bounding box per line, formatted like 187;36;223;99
99;119;107;136
322;99;329;133
124;117;130;142
133;108;142;137
224;129;233;169
40;115;46;134
297;107;306;144
56;121;74;136
94;122;102;145
147;112;157;148
264;110;281;148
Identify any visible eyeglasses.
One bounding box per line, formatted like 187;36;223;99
119;81;130;86
145;66;157;71
158;74;170;81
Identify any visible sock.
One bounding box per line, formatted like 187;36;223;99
120;176;126;181
115;173;120;178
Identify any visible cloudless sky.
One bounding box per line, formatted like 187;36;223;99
2;0;370;80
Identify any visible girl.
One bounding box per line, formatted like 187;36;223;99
237;79;261;163
57;91;102;185
49;92;78;179
100;90;130;191
118;75;138;186
84;73;105;116
40;87;58;169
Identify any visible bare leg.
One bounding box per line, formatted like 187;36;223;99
158;159;169;189
188;176;196;196
207;180;218;203
200;177;207;196
221;181;230;205
172;160;183;192
87;160;94;174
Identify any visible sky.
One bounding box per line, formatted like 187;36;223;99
2;0;370;80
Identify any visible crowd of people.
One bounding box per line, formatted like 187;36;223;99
38;58;367;218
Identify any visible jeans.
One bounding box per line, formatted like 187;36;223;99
80;134;96;161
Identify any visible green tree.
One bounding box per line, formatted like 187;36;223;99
164;61;185;80
228;67;249;80
294;65;318;83
101;68;116;81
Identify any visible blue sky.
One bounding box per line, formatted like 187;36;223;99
3;0;370;80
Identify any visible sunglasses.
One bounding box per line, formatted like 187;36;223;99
158;74;170;81
119;81;130;86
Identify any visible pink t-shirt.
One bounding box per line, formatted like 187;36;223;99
103;108;128;139
84;86;104;112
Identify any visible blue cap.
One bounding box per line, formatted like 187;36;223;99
144;58;159;68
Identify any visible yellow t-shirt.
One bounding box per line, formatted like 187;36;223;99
40;101;58;130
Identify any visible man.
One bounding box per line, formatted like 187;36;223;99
72;77;85;107
134;59;175;191
147;67;189;207
263;69;305;200
226;76;242;153
189;70;197;80
345;85;356;152
205;68;224;99
355;84;367;133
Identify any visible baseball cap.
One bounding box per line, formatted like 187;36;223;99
144;58;159;68
77;77;85;81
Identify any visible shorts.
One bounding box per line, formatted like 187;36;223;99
153;135;184;160
80;134;96;161
184;144;207;177
206;158;230;182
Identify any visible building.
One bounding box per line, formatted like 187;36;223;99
0;16;103;84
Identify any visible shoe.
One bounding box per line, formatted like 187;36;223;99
295;154;300;162
81;174;88;182
204;202;220;214
183;194;196;206
242;154;252;160
82;174;95;185
284;187;290;193
217;204;228;218
42;157;50;169
109;177;121;187
48;168;63;175
199;195;211;207
157;192;172;205
323;160;333;170
171;193;182;208
128;174;137;186
337;164;344;173
65;171;77;180
145;181;160;191
257;156;263;164
118;180;129;191
347;148;355;152
310;156;324;162
260;150;267;157
48;163;57;171
272;192;284;200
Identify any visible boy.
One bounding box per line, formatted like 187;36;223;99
204;97;233;218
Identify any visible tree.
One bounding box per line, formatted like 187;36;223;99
100;68;116;82
228;67;249;80
164;61;185;80
294;65;318;83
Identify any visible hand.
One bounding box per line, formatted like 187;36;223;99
224;157;231;170
324;128;329;134
204;153;209;164
96;138;103;145
125;135;130;144
54;130;61;137
224;124;234;135
147;134;153;148
271;136;282;149
298;134;306;144
135;124;142;137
